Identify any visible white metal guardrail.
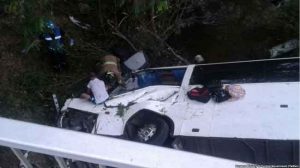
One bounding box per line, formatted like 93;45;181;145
0;117;245;168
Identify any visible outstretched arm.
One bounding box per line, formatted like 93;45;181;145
22;39;41;55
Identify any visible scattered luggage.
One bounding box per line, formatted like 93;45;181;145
204;80;231;103
187;87;211;103
188;83;245;104
211;88;231;103
225;84;246;100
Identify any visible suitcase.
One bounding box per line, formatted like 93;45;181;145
187;87;211;103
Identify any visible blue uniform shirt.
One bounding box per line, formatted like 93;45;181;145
40;27;64;52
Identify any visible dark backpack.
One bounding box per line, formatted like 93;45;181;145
211;88;231;103
187;87;211;103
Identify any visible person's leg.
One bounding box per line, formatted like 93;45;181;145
58;50;67;67
80;93;91;100
54;50;67;71
48;50;62;71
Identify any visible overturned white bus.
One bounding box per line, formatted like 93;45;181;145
58;57;299;165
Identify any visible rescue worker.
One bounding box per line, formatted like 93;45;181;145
39;20;67;71
22;19;68;71
81;72;109;104
97;54;123;88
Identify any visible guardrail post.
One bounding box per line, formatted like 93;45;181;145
98;165;107;168
54;156;68;168
10;148;33;168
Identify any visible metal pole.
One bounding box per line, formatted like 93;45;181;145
98;165;107;168
11;148;33;168
54;156;68;168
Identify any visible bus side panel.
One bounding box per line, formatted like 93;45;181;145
178;136;299;165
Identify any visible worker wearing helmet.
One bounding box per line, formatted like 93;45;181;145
22;19;68;72
97;54;123;88
39;19;67;71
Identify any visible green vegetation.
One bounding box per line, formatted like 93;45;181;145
0;0;298;166
0;0;298;125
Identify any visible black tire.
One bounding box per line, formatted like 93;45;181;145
126;116;169;145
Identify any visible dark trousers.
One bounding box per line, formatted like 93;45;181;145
48;49;67;71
